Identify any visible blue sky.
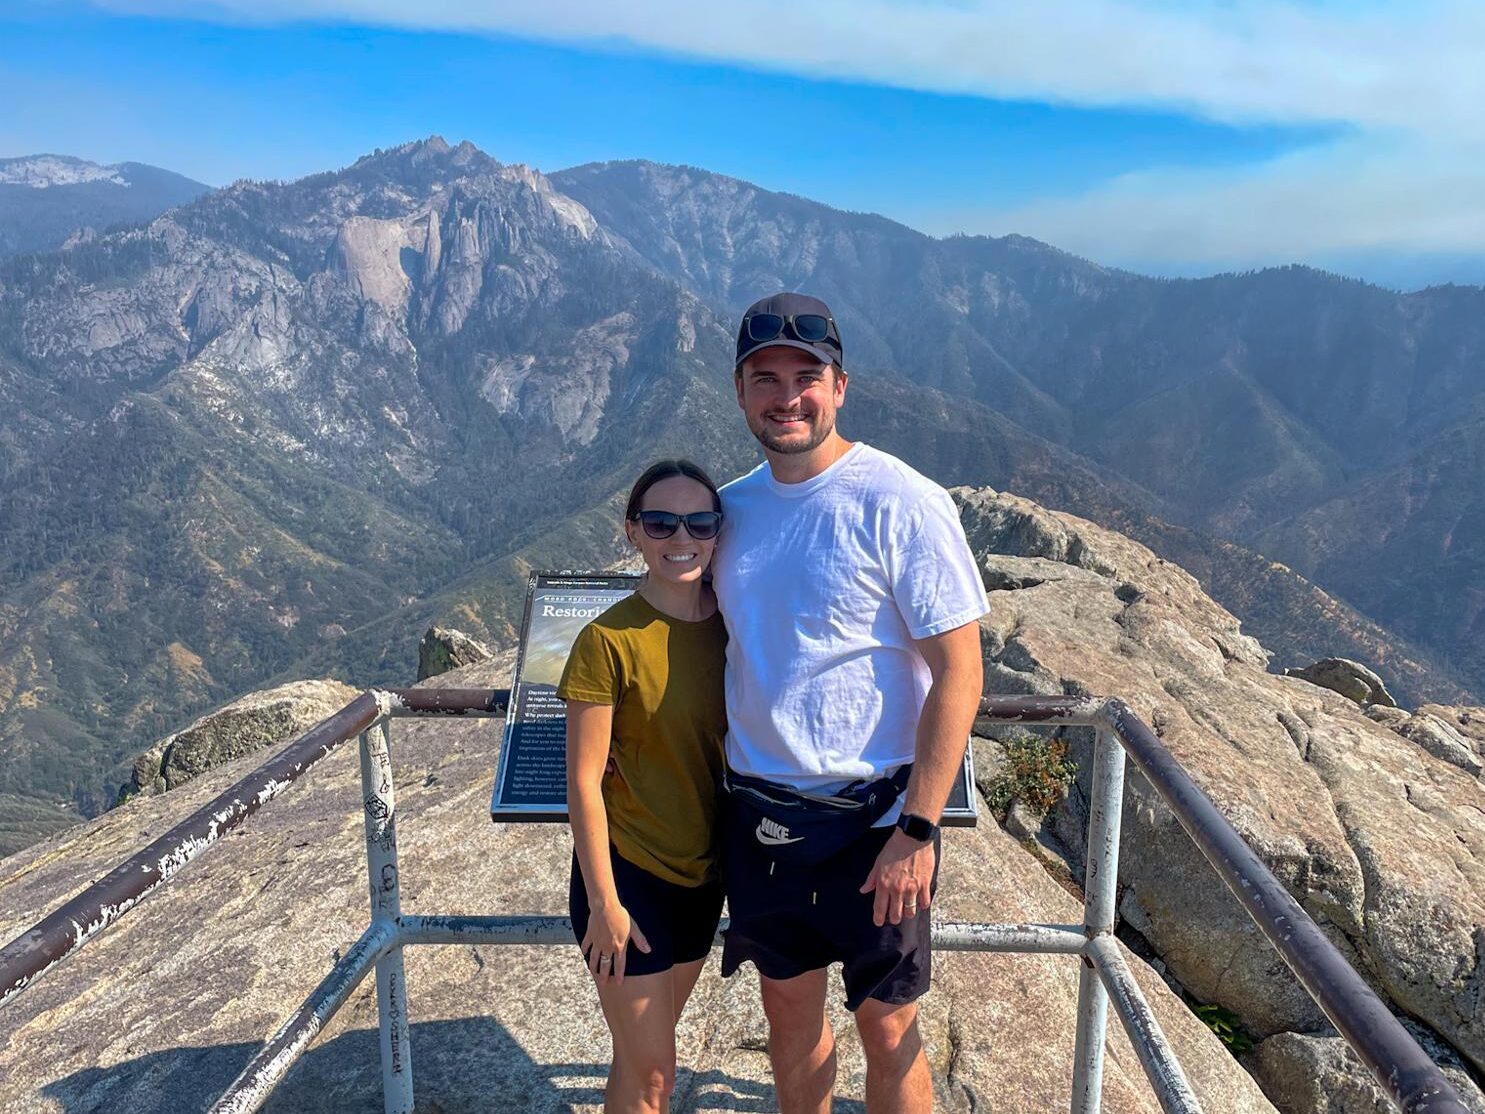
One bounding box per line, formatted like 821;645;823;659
3;1;1481;288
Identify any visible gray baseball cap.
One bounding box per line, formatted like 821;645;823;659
735;292;844;371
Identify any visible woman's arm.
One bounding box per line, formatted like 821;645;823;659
566;699;649;982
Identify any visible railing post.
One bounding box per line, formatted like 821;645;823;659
1071;725;1126;1114
360;718;413;1114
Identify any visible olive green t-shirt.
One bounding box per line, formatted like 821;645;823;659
557;593;727;887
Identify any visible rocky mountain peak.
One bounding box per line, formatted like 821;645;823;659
3;133;1484;882
343;135;503;184
0;154;128;189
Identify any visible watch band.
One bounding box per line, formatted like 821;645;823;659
896;812;939;842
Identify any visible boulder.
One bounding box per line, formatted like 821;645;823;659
0;655;1276;1113
1396;712;1484;777
1360;704;1482;775
417;625;495;680
1418;704;1485;757
1362;704;1410;729
1283;658;1397;708
1252;1024;1485;1113
955;488;1484;1088
122;678;359;799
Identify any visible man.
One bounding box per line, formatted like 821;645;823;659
713;292;987;1113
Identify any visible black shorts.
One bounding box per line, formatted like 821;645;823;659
569;846;724;977
720;810;940;1011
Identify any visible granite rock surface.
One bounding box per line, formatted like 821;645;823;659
957;487;1485;1102
0;654;1274;1113
1252;1024;1485;1114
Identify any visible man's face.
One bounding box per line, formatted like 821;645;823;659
735;347;847;455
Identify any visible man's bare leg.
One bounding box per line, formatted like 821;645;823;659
759;968;835;1114
855;997;932;1114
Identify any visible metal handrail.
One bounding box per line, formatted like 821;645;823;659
0;687;505;1009
0;690;1470;1114
984;694;1468;1114
1095;698;1463;1114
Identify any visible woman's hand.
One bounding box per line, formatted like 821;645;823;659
580;899;652;984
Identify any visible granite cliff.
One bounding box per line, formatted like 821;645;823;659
955;488;1484;1111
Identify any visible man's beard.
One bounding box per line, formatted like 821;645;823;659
752;410;835;455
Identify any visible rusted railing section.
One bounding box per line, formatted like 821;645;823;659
0;689;1469;1114
0;687;507;1010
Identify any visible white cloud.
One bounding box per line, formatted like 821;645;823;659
95;0;1485;135
948;134;1485;281
95;0;1485;280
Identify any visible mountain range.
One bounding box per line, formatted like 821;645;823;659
0;155;210;259
0;136;1480;854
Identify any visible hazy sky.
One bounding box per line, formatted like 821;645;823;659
3;1;1481;289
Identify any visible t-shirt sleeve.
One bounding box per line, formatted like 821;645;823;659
556;623;622;705
890;489;989;640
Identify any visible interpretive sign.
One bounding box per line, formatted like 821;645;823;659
490;570;978;827
491;572;640;822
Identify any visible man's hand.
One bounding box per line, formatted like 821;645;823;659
860;828;936;926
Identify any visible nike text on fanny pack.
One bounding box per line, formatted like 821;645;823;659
756;817;804;846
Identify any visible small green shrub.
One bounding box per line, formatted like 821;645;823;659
986;735;1078;817
1192;1003;1253;1054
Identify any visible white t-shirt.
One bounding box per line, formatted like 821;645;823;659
713;443;988;816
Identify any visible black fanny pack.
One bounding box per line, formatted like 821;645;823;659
723;764;912;868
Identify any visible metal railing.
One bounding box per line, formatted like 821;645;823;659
0;691;1470;1114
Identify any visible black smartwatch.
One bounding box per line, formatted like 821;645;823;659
896;812;939;842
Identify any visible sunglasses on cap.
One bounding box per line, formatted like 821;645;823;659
628;510;724;541
743;312;840;348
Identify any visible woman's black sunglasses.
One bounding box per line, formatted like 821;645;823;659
744;312;839;346
629;510;724;541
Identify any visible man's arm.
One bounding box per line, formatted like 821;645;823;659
860;619;984;926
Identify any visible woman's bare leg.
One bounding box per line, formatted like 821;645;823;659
596;969;681;1114
670;956;706;1021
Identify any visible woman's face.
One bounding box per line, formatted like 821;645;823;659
626;475;718;587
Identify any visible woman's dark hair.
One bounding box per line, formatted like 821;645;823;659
624;459;721;520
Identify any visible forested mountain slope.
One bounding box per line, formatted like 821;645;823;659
0;155;210;258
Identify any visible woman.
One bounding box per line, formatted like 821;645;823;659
557;459;728;1114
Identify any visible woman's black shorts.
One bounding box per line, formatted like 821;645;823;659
569;846;724;977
